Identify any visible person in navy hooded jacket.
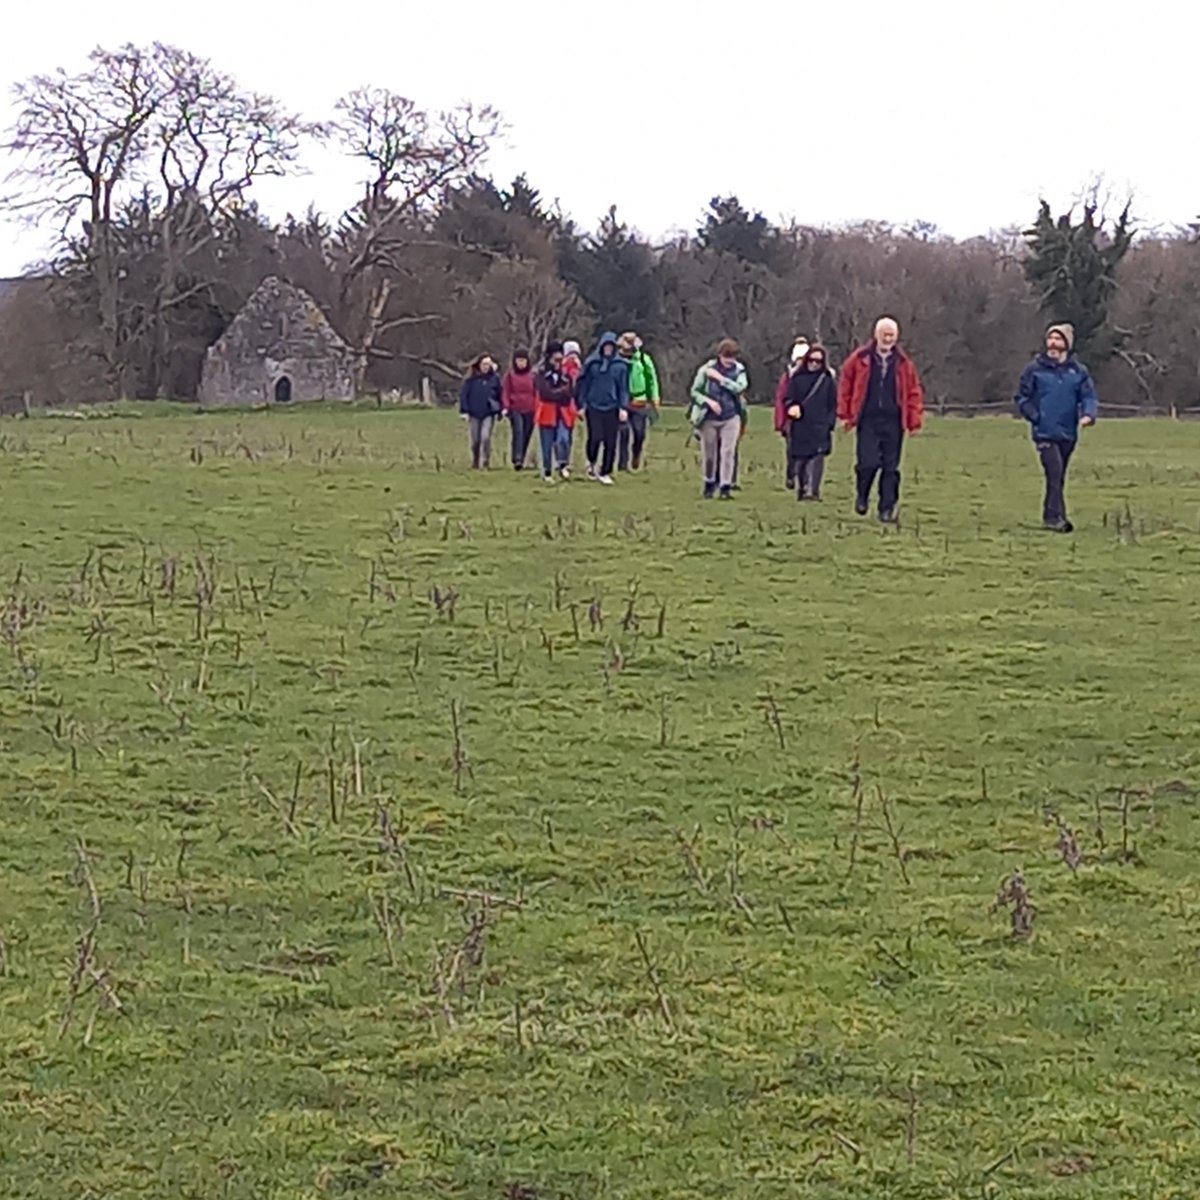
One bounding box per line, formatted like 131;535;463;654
577;331;630;485
1015;322;1098;533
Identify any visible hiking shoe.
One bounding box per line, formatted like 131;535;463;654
1045;518;1074;533
879;508;898;524
719;486;734;500
597;474;614;486
854;498;869;516
703;482;716;499
586;465;598;481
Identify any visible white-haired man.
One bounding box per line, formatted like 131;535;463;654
837;317;925;523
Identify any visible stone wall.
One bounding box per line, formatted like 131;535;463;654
198;277;356;408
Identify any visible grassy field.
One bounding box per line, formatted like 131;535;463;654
2;406;1200;1200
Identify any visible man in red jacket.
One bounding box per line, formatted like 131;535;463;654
836;317;925;523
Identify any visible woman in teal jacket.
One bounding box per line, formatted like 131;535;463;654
689;338;748;499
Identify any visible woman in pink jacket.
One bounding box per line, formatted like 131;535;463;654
501;349;538;470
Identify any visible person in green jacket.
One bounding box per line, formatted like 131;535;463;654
616;331;661;471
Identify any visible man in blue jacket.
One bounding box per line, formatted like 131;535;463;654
1015;322;1099;533
577;331;630;485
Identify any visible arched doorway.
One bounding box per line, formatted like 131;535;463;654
274;376;293;404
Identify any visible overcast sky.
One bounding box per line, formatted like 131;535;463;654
1;0;1194;276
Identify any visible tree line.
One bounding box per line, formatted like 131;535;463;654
2;42;1199;413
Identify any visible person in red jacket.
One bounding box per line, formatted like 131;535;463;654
501;349;538;470
561;340;584;384
836;317;925;523
534;341;578;481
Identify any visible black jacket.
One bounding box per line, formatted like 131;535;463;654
459;372;502;419
786;370;837;457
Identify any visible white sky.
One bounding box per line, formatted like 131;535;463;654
1;0;1195;276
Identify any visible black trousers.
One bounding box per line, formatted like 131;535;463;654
1037;438;1075;524
616;408;649;469
793;455;826;498
856;416;904;511
509;412;534;467
586;408;620;476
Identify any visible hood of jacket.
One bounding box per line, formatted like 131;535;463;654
583;332;620;372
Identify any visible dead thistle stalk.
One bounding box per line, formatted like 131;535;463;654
430;905;491;1030
878;788;911;887
1045;808;1082;872
61;840;123;1041
621;580;640;633
904;1074;919;1165
847;746;866;875
449;700;473;792
378;803;419;896
674;827;708;893
634;929;675;1034
352;736;370;799
72;839;101;923
370;892;404;967
992;869;1036;940
761;690;786;752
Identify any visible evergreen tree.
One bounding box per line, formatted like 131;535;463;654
1023;199;1134;361
558;206;661;337
698;196;778;267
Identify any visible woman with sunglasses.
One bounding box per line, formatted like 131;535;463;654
785;344;838;500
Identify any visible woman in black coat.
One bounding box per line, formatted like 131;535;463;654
785;345;837;500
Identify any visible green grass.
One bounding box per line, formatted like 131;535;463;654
2;407;1200;1200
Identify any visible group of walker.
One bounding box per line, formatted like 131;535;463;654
460;316;1099;531
457;333;659;485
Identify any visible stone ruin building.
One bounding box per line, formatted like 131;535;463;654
198;277;356;408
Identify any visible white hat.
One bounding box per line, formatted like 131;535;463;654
563;340;582;357
789;339;810;365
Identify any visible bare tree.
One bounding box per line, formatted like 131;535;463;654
7;45;167;386
5;43;315;396
499;262;592;360
138;47;316;396
330;88;503;391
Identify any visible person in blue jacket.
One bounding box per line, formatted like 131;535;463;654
1014;322;1098;533
576;331;630;485
458;354;503;469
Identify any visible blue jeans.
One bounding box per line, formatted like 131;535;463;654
540;422;573;476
